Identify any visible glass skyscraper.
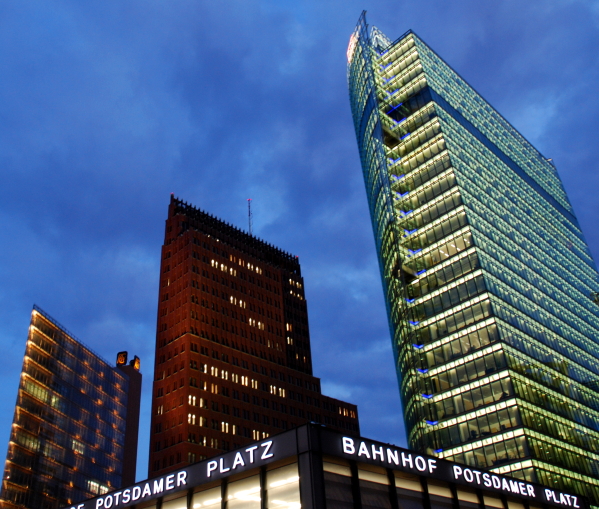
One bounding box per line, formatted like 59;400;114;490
348;12;599;505
0;306;142;509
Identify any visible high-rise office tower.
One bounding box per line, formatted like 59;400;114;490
0;306;142;509
348;12;599;504
149;196;359;476
148;196;359;477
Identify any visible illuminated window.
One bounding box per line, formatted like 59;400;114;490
357;464;389;507
86;480;110;495
227;475;260;509
192;487;221;509
71;438;85;455
163;495;187;509
266;464;300;509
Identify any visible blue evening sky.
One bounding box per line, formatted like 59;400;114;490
0;0;598;480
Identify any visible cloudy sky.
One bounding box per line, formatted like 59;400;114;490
1;0;598;481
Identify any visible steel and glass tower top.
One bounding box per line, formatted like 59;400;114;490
348;12;599;505
0;307;142;509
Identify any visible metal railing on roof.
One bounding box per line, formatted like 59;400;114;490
32;304;114;368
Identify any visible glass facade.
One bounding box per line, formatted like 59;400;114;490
348;12;599;506
137;461;299;509
0;306;139;509
61;424;588;509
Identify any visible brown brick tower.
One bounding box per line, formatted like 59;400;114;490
148;196;359;476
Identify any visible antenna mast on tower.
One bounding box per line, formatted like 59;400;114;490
248;198;253;235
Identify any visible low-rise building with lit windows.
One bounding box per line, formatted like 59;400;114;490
0;306;142;509
61;423;589;509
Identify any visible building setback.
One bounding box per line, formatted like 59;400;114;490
148;196;359;477
0;306;142;509
347;12;599;504
59;423;589;509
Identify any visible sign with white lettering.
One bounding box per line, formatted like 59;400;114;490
205;440;274;477
63;437;294;509
94;471;188;509
60;425;588;509
331;434;584;509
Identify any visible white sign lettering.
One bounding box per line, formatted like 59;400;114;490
453;465;536;498
341;436;582;508
94;471;187;509
261;440;274;459
207;440;274;477
341;437;438;474
545;489;581;508
342;437;355;454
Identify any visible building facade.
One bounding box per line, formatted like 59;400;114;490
148;196;359;478
60;423;589;509
347;12;599;504
0;306;142;509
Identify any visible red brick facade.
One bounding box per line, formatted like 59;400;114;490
148;196;359;476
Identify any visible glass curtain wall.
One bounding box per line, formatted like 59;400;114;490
0;307;129;509
157;462;300;509
323;456;534;509
347;11;599;505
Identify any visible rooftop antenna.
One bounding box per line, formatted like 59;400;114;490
248;198;253;235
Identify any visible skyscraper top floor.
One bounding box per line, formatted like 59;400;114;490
167;196;301;275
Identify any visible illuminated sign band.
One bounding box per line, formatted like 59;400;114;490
339;436;581;508
206;441;274;477
343;437;438;474
87;472;188;509
61;427;587;509
65;439;282;509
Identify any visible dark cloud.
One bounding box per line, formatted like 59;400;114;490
0;0;598;480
